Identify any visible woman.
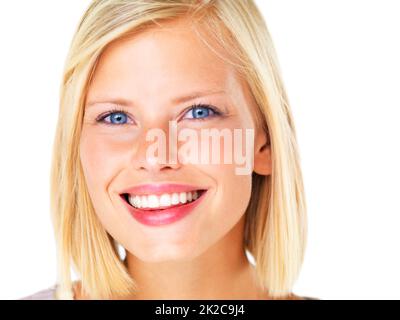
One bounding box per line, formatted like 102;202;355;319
22;0;314;300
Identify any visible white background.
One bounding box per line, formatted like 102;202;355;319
0;0;399;300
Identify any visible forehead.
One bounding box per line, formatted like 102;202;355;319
86;17;242;102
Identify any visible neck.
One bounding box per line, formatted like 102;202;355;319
123;216;268;299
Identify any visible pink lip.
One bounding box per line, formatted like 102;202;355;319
120;183;206;196
120;189;208;226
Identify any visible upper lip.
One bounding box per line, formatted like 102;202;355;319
120;183;208;196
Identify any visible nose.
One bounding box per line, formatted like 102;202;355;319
131;125;181;174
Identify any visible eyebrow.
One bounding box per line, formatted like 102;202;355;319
86;89;226;108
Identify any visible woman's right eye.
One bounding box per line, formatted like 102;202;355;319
96;109;134;126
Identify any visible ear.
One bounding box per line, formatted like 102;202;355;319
253;128;272;176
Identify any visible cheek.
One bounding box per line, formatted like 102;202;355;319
79;129;130;190
220;166;251;212
78;131;136;239
187;120;254;228
203;162;252;227
80;138;109;190
78;130;131;240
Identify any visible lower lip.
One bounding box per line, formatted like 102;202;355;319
121;191;207;226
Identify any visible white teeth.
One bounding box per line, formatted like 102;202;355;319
141;195;148;208
132;195;141;208
128;190;202;209
147;195;159;208
179;192;187;204
171;193;180;205
159;193;171;207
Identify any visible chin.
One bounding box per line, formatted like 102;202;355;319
132;243;203;263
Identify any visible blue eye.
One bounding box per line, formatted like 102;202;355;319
96;103;223;126
183;104;221;120
96;109;132;126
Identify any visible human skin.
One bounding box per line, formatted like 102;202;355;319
78;16;274;299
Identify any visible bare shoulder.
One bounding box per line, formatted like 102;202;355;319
268;293;319;300
19;284;57;300
289;293;320;300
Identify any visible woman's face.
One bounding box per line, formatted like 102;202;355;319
79;18;268;262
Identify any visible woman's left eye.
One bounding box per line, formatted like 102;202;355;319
182;104;221;120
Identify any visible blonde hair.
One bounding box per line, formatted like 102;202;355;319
50;0;307;299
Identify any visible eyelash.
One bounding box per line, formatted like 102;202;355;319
95;103;223;126
95;107;134;126
182;103;223;121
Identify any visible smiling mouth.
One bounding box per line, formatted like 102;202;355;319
120;189;207;211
